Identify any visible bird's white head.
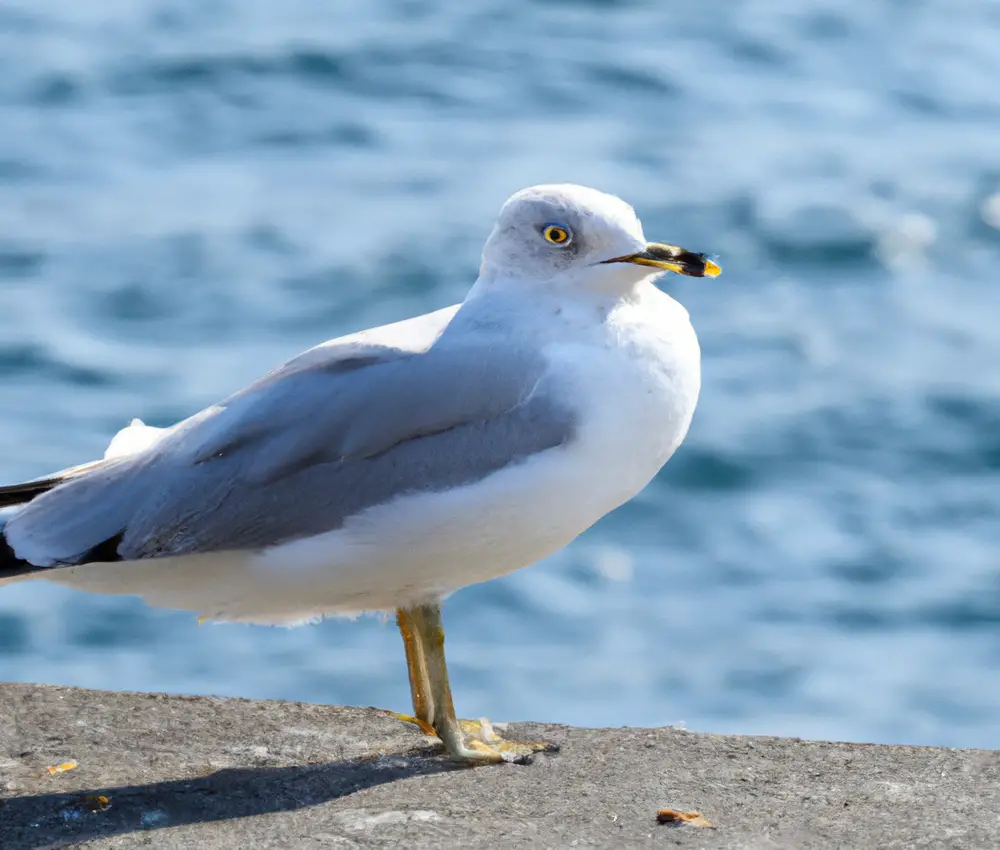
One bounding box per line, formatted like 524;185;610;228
478;184;720;294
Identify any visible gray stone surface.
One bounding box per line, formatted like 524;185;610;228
1;683;998;848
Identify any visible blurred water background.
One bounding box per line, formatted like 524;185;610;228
2;0;1000;749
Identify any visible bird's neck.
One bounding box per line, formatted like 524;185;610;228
453;273;631;341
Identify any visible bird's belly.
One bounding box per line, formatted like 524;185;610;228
248;437;647;617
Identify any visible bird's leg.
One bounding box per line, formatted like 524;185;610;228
407;601;505;764
399;601;557;765
392;608;436;736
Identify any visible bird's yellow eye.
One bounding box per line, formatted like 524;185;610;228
542;224;571;245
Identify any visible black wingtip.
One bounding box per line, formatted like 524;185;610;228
0;462;121;578
0;528;125;580
0;476;63;578
0;527;35;579
0;477;63;509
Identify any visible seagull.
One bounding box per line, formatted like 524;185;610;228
0;184;720;764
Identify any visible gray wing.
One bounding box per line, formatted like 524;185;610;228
2;317;575;568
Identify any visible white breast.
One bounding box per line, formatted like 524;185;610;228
548;284;701;505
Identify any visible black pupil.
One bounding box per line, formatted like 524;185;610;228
550;228;564;241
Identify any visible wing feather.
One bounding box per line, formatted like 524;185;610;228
2;309;575;569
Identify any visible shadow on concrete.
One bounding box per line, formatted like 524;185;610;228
0;747;453;849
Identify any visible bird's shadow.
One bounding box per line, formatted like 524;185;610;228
0;745;454;850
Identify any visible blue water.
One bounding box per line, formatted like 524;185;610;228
2;0;1000;750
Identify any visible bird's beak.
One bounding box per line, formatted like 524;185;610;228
600;243;721;278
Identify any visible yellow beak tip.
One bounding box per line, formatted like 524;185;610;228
703;260;722;278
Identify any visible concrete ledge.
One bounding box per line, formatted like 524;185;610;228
1;683;997;849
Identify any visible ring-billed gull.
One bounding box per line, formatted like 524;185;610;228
0;184;720;764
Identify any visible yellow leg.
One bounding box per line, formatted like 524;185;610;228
396;602;557;766
408;602;504;764
393;608;436;736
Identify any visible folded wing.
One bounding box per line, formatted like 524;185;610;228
1;311;574;574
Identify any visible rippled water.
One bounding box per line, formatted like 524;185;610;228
2;0;1000;749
